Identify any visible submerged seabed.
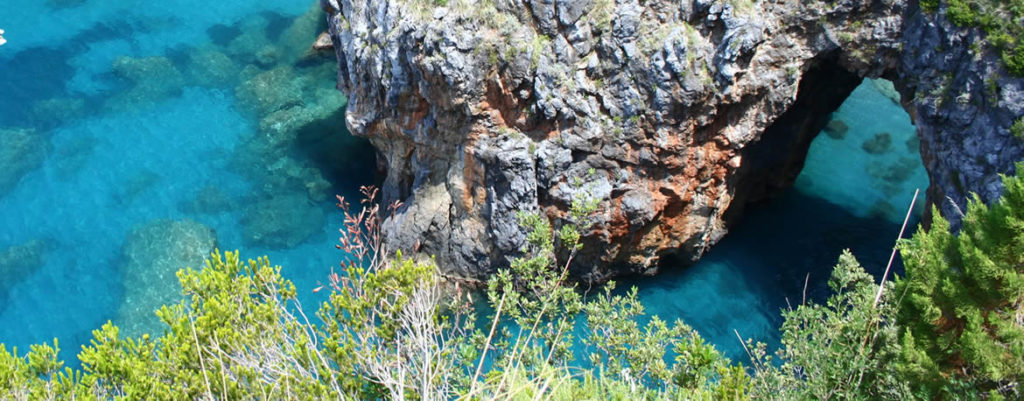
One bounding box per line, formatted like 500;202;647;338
0;0;375;364
0;1;926;369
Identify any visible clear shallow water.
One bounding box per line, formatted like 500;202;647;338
0;0;926;371
0;0;375;364
620;80;928;362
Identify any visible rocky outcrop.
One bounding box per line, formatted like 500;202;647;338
322;0;1024;281
117;219;217;338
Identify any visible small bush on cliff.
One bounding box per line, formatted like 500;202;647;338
895;162;1024;399
748;251;911;400
1012;116;1024;139
929;0;1024;76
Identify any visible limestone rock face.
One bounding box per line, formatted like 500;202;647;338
323;0;1024;281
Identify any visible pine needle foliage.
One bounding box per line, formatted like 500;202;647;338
896;162;1024;399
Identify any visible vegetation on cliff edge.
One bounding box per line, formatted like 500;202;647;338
1;164;1023;399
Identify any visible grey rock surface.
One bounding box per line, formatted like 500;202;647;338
323;0;1024;281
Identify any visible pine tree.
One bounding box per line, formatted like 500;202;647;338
896;162;1024;398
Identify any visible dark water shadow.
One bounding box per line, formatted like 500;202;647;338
292;108;379;192
0;20;138;126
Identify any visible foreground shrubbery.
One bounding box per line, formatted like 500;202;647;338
2;165;1023;400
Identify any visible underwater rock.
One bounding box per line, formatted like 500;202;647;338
107;56;185;109
0;128;48;197
54;135;100;180
114;170;161;206
235;66;303;116
867;156;921;186
225;16;273;65
823;119;849;139
240;193;325;249
0;239;51;309
905;135;920;154
30;97;87;129
254;45;281;68
868;200;899;220
313;32;333;51
259;105;318;140
180;185;236;214
861;133;893;154
871;79;901;105
185;48;239;88
280;3;328;61
117;219;217;338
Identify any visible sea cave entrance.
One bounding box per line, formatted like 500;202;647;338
616;60;930;362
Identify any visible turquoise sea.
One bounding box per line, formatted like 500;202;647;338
0;1;926;367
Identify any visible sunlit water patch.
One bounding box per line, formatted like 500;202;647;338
0;1;374;365
620;80;929;362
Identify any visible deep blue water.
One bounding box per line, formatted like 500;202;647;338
0;1;926;369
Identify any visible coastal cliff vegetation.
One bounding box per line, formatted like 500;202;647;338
1;164;1022;400
922;0;1024;75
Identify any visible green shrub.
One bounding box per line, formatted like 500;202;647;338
1012;117;1024;139
895;162;1024;398
748;251;911;400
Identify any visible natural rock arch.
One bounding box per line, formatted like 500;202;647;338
322;0;1024;281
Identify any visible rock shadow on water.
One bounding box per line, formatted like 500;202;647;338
206;23;243;48
117;219;217;338
0;47;76;126
0;20;137;125
0;239;54;314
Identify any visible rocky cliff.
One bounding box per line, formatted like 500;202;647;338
322;0;1024;281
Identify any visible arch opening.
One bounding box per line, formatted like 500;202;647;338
620;58;930;361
